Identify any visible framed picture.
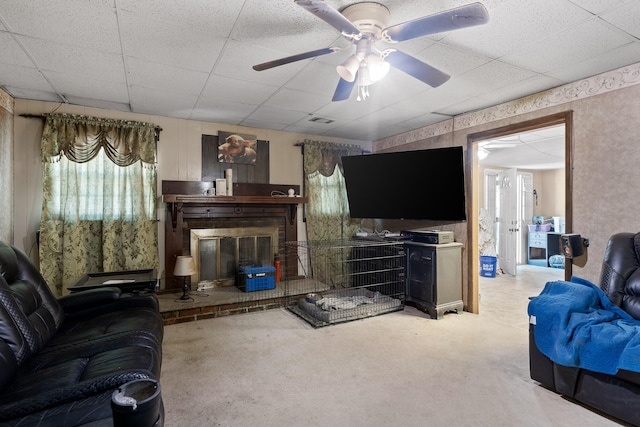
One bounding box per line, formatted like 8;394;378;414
202;134;269;184
217;131;258;164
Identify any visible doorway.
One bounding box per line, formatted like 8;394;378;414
482;168;534;276
466;112;573;314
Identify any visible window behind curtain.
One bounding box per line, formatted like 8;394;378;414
44;150;155;221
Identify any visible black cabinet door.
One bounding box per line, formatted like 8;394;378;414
406;246;436;304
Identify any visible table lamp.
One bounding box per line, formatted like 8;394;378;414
174;256;196;301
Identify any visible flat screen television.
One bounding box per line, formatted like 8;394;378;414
341;146;467;221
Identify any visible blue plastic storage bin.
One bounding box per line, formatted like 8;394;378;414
237;265;276;292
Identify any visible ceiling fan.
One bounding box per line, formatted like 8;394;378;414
253;0;489;101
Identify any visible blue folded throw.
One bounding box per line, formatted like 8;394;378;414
528;276;640;375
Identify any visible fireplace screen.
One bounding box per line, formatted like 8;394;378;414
191;227;278;288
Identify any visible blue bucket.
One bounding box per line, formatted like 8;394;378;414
480;256;497;278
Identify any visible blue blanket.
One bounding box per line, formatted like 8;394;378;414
528;277;640;375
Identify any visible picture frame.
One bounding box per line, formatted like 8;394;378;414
216;131;258;165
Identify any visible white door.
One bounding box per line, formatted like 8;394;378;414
498;168;518;276
519;172;534;264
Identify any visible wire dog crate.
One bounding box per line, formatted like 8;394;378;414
285;239;405;327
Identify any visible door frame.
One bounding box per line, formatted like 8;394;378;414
466;111;574;313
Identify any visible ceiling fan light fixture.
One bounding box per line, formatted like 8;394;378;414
366;53;390;82
337;55;360;82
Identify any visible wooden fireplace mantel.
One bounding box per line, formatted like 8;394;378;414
161;181;307;291
163;194;306;229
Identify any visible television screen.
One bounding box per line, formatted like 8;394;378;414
341;147;467;221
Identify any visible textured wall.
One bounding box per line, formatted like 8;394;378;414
0;89;13;244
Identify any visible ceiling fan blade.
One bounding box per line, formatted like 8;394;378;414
253;47;341;71
332;77;356;101
381;2;489;43
295;0;361;38
385;50;450;87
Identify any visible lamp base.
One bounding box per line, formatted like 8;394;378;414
176;278;193;302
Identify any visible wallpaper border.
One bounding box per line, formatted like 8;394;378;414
0;88;13;114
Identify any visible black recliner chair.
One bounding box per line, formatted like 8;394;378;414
0;240;165;426
529;232;640;426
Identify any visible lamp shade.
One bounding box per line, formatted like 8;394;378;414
174;255;196;276
336;55;360;82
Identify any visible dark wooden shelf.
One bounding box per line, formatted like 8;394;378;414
163;194;306;204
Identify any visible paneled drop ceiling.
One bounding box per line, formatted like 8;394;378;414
1;0;640;143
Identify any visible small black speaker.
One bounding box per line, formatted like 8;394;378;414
561;234;584;259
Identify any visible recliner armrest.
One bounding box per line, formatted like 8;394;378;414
59;289;161;322
58;287;122;313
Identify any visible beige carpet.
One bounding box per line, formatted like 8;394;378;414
160;265;625;426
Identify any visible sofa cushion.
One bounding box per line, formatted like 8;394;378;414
0;345;160;422
0;339;18;391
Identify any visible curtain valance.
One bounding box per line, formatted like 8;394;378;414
301;140;363;177
41;113;158;166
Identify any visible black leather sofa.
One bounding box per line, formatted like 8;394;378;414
529;232;640;426
0;240;165;426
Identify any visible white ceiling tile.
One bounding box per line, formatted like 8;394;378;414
190;99;257;123
245;105;309;126
130;85;198;110
415;43;492;79
502;17;634;73
201;75;279;104
19;36;126;83
64;97;131;114
125;58;209;95
569;0;631;15
0;32;33;68
2;86;61;102
450;60;539;97
132;103;192;120
47;71;129;103
116;0;243;37
0;62;53;92
231;0;341;53
241;119;289;131
264;87;331;112
444;0;594;59
119;11;226;72
0;0;121;53
311;98;385;122
600;2;640;39
548;41;640;82
390;86;470;114
394;113;450;131
479;74;565;106
435;96;497;116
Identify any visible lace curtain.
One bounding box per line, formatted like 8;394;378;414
39;114;159;296
302;140;363;242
